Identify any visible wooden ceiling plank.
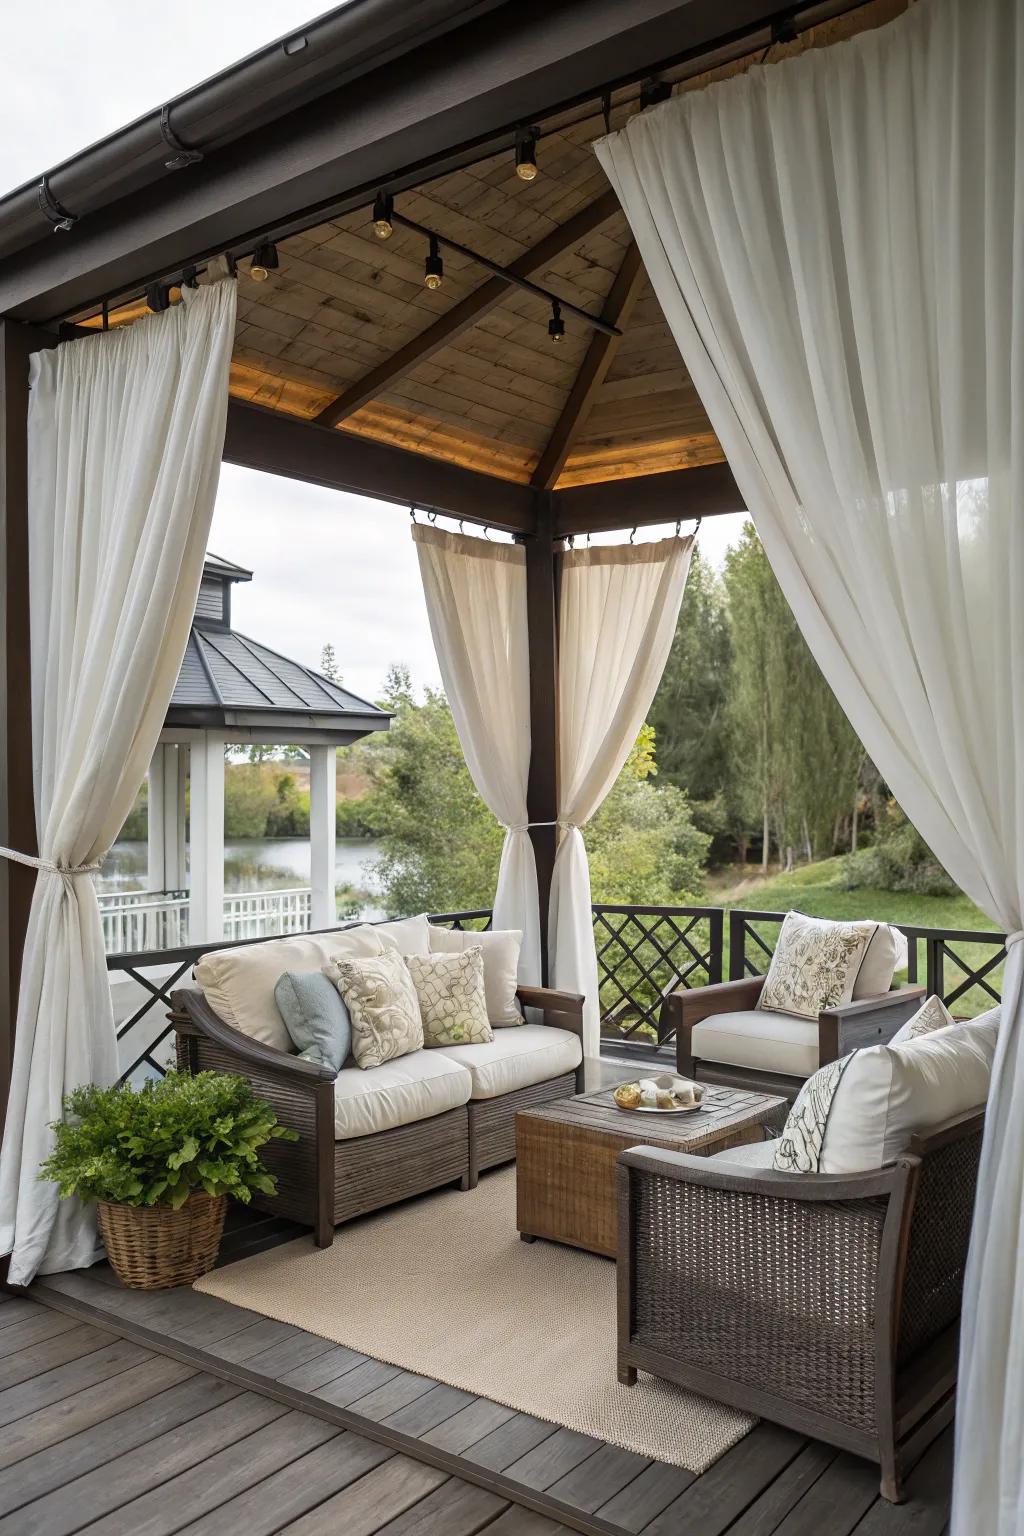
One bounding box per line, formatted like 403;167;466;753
314;189;621;429
530;242;646;492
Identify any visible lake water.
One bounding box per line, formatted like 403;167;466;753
101;837;385;917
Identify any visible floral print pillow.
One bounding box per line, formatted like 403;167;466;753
758;912;877;1021
406;946;493;1048
773;1053;854;1172
324;952;423;1069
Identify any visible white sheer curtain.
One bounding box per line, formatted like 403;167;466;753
413;524;540;985
551;537;692;1054
596;0;1022;1527
0;273;236;1286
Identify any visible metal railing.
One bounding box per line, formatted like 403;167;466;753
727;908;1006;1017
106;901;1009;1084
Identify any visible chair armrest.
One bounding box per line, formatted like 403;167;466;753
818;985;926;1063
170;987;337;1083
665;977;766;1074
617;1143;903;1202
516;985;585;1039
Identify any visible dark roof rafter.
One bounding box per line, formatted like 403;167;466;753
530;241;645;491
314;188;622;429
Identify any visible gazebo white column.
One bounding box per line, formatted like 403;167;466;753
187;731;225;942
147;742;187;892
309;743;337;930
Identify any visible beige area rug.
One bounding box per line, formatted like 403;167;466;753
195;1168;753;1473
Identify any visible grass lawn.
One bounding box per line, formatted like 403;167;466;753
713;857;1004;1018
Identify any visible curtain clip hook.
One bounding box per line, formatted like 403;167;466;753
427;509;438;524
409;503;417;523
483;525;491;540
674;520;681;537
694;515;703;535
566;533;575;548
459;519;464;535
629;526;637;544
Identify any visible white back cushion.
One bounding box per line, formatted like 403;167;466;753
196;924;384;1052
820;1012;997;1173
374;913;432;956
852;923;906;999
428;926;523;1026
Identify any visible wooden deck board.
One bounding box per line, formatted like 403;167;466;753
20;1246;954;1536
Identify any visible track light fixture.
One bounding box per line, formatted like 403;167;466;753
548;299;565;344
515;129;540;182
424;234;444;291
373;190;394;239
249;242;279;282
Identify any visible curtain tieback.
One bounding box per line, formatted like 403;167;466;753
1005;930;1024;952
0;846;101;886
503;820;578;834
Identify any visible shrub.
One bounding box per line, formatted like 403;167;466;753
843;813;956;897
39;1072;297;1210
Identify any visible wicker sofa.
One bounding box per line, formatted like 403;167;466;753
171;976;584;1249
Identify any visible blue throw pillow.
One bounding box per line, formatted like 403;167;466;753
274;970;352;1071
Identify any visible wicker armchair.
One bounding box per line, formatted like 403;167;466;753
616;1108;983;1501
665;976;926;1102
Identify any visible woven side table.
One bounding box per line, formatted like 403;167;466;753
515;1081;786;1258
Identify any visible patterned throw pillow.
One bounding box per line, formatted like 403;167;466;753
900;993;955;1040
772;1053;855;1173
758;912;878;1021
406;947;493;1048
324;952;423;1069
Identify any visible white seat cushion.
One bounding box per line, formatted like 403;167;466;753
433;1025;581;1100
691;1010;819;1079
707;1138;776;1170
332;1050;472;1140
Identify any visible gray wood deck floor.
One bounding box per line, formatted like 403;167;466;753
7;1231;952;1536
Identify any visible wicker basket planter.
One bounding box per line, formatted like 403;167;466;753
96;1191;227;1289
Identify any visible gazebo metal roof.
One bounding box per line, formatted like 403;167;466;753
164;555;391;741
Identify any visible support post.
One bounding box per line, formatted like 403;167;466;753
146;748;166;894
187;732;225;943
0;319;56;1136
309;744;337;931
524;491;559;982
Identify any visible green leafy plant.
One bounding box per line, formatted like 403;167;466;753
39;1072;298;1210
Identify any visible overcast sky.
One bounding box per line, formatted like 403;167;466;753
1;1;746;702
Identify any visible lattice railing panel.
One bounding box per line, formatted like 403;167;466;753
594;905;723;1048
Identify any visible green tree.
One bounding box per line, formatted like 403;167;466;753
648;546;735;846
320;643;341;684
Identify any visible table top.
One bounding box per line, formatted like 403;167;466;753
517;1079;787;1152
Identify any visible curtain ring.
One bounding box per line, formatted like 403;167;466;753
427;510;438;524
409;504;417;523
483;525;492;540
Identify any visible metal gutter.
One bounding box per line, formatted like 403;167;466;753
0;0;505;265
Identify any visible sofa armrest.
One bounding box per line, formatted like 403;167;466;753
170;986;337;1083
818;985;926;1064
665;977;766;1075
516;985;585;1039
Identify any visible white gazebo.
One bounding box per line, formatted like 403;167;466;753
140;553;390;945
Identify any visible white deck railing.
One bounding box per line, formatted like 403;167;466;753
98;887;313;954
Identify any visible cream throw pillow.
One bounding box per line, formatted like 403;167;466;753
758;912;877;1021
406;947;493;1048
427;926;523;1026
890;993;954;1044
196;924;384;1053
325;951;424;1069
374;913;432;956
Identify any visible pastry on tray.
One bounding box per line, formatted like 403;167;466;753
612;1073;705;1112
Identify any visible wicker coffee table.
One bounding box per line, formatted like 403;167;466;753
515;1081;786;1257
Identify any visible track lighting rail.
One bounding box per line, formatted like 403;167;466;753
391;213;622;339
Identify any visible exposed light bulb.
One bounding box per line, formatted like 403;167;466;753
373;190;394;240
424;234;444;291
515;132;539;182
548;300;565;343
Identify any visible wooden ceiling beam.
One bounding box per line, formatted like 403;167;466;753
314;188;622;429
553;461;746;536
530;241;645;491
223;400;536;534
